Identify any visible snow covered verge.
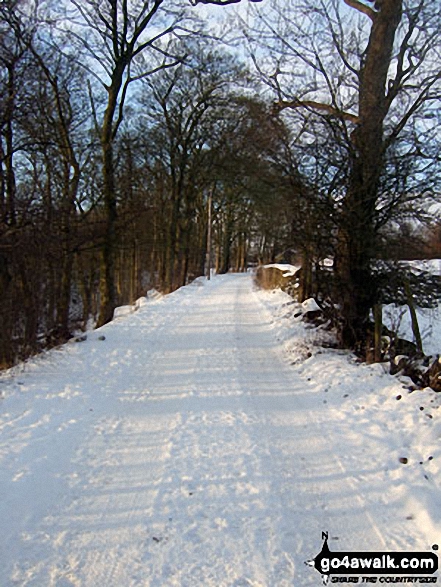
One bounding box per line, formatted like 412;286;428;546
255;285;441;548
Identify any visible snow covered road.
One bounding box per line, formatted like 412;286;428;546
0;274;437;586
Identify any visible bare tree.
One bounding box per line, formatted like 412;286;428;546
139;40;245;291
0;0;30;227
61;0;194;326
220;0;441;352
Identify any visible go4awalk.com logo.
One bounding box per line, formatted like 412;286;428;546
306;533;439;584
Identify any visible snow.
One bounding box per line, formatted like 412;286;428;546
0;274;440;585
301;298;321;313
383;303;441;357
263;263;300;277
113;290;163;318
146;288;164;300
258;286;441;551
113;304;136;318
406;259;441;277
428;203;441;218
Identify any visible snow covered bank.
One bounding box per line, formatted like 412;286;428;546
256;286;441;549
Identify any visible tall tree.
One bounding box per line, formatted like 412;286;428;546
220;0;441;352
64;0;192;326
335;0;403;348
0;0;29;227
139;40;245;291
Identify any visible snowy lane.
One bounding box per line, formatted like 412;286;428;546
0;274;434;586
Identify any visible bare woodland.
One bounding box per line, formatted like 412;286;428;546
1;0;440;367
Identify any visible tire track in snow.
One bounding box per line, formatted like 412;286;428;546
133;278;275;586
232;278;399;583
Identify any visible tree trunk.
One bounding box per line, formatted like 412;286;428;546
404;277;423;354
165;194;180;293
57;251;74;338
97;77;121;327
0;252;13;367
300;247;313;303
373;303;383;363
219;213;233;274
5;64;17;226
204;191;212;278
336;0;403;350
56;159;81;338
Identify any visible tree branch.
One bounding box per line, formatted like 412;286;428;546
131;25;176;59
129;58;183;83
189;0;262;4
110;0;119;59
385;74;441;150
112;70;131;140
273;99;359;124
343;0;376;22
